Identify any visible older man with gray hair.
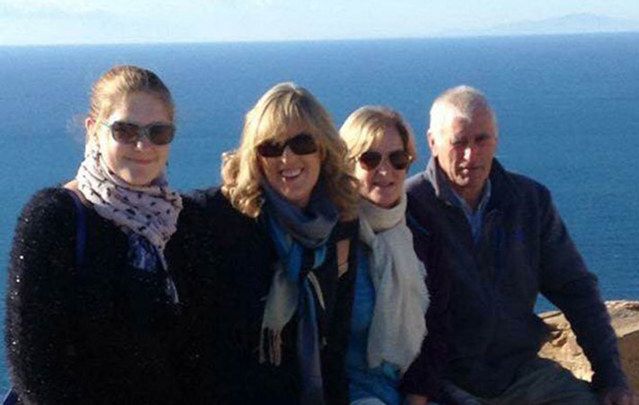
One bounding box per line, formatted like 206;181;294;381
406;85;636;404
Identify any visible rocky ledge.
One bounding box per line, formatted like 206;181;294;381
539;300;639;390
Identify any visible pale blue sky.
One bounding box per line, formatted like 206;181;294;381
1;0;639;45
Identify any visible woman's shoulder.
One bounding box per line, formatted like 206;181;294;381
180;187;266;249
188;187;260;228
188;187;233;212
18;187;78;227
9;187;81;286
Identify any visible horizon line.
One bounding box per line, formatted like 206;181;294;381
1;29;639;48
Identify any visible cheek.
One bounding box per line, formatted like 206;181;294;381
395;169;407;184
158;146;170;166
258;159;277;184
99;135;121;168
353;165;370;187
448;150;463;167
305;155;322;180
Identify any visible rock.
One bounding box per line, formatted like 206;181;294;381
538;300;639;390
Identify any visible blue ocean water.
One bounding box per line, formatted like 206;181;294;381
1;33;638;390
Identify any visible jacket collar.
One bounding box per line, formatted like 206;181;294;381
424;157;520;210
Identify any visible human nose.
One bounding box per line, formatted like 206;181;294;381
134;131;153;150
463;146;472;161
281;145;294;161
377;156;391;174
463;142;480;162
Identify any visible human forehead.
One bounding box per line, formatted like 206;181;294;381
258;119;312;142
443;109;496;140
367;125;404;151
107;92;171;124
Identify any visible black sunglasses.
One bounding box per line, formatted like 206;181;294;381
257;133;318;158
358;150;412;171
102;121;175;146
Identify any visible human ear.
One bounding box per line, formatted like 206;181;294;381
85;116;95;133
427;131;437;156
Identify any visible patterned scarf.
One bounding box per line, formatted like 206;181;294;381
359;193;429;374
259;182;338;405
75;142;182;287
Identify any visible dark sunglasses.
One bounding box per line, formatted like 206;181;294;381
257;133;318;158
102;121;175;146
358;150;412;171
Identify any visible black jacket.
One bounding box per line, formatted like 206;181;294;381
174;188;358;404
6;188;188;404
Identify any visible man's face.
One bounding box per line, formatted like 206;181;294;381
428;107;497;205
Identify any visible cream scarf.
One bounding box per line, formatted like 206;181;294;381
359;193;429;374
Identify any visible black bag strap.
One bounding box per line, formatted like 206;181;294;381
2;189;88;404
1;390;17;405
66;189;88;269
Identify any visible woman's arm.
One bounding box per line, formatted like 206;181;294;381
5;189;86;404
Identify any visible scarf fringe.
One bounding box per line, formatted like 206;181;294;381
259;328;283;366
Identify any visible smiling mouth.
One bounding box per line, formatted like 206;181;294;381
127;157;155;164
373;182;394;188
281;168;303;180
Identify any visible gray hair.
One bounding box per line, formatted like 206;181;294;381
428;85;498;139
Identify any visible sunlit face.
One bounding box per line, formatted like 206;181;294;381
88;92;172;187
259;124;322;208
354;125;406;208
428;107;497;205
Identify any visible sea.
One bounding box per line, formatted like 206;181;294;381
1;33;638;390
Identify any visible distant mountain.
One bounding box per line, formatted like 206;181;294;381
457;13;639;37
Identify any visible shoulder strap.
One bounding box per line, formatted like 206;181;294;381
66;189;88;270
1;389;18;405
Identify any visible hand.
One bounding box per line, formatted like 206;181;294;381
600;387;639;405
406;394;429;405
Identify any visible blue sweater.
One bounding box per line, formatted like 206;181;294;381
406;158;628;398
346;247;401;405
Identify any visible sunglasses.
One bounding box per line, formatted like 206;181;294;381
102;121;175;146
257;133;318;158
358;150;412;171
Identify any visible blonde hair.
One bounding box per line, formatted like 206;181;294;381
429;85;498;140
340;105;417;168
87;65;174;141
222;82;358;220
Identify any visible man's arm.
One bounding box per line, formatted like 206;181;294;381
537;188;630;394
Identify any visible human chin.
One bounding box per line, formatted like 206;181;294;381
369;184;401;208
265;169;315;207
274;180;315;208
263;158;320;208
113;159;163;186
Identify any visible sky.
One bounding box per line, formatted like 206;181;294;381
1;0;639;46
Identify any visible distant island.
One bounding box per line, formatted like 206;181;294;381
449;13;639;37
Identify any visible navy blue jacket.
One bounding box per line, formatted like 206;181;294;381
406;158;628;398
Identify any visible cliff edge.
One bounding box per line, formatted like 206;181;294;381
539;300;639;390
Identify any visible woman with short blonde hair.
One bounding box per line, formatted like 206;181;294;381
340;106;440;405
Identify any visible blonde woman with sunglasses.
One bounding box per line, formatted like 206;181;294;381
5;65;194;404
176;82;361;404
340;106;445;405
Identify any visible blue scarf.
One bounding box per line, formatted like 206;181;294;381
128;234;179;304
260;182;338;405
